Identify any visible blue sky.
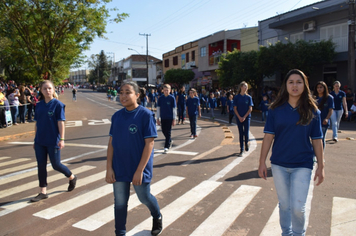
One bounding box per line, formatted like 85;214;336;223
79;0;322;69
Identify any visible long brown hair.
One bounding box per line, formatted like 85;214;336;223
270;69;318;125
313;81;329;110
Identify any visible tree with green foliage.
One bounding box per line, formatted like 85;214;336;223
88;50;112;84
164;68;195;86
0;0;128;84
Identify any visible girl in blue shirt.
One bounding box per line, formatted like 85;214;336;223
176;85;187;125
233;81;253;155
329;81;348;142
31;80;77;202
314;81;334;149
226;94;234;124
186;88;201;138
208;93;217;119
258;69;324;236
106;81;162;236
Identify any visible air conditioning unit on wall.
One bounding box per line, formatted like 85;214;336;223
303;21;316;32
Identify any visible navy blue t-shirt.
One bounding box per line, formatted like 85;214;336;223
208;97;217;108
227;100;234;112
330;90;346;110
260;100;269;112
34;99;65;147
109;106;157;183
186;97;200;116
177;92;187;107
157;94;176;119
220;96;227;106
316;95;334;128
264;103;322;169
233;94;254;118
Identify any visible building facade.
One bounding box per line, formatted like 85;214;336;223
69;69;89;85
258;0;354;90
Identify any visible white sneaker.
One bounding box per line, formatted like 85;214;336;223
164;148;168;153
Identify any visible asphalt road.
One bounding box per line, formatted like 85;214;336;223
0;89;355;236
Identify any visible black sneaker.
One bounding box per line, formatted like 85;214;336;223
68;175;77;192
245;143;249;152
30;193;48;202
151;215;162;236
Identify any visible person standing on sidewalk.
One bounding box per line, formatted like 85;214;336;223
233;81;253;155
31;80;77;202
186;88;201;138
156;84;176;153
314;81;334;149
258;69;324;236
227;94;234;124
106;81;162;236
329;81;348;142
208;92;217;119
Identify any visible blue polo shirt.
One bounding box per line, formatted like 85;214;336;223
186;97;200;116
260;100;269;112
109;106;157;183
157;94;176;119
34;99;65;147
208;97;217;108
227;100;234;112
264;103;322;169
233;94;254;118
316;95;334;128
220;96;227;106
177;92;187;107
330;90;346;110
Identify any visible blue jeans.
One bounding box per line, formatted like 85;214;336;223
161;119;173;148
271;164;312;236
330;109;343;139
262;111;268;121
113;181;161;236
10;106;18;124
236;118;250;151
189;115;197;136
34;143;72;187
19;104;26;123
177;105;186;123
321;126;328;149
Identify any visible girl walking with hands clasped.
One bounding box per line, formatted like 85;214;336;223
106;81;162;236
258;69;324;236
31;80;77;202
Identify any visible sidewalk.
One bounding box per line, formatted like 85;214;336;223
1;92;355;142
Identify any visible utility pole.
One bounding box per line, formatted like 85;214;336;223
139;33;151;87
348;0;355;91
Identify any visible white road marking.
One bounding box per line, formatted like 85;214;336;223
181;145;222;166
0;165;95;199
190;185;261;236
8;142;107;149
154;150;198;156
73;176;185;231
0;157;11;161
0;157;31;167
331;197;356;235
127;180;222;236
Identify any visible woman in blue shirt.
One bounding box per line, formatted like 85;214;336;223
31;80;77;202
106;81;162;236
258;69;324;236
329;81;348;142
176;85;187;124
233;81;253;155
186;88;201;138
314;81;334;149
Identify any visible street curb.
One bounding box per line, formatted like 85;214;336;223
0;131;35;142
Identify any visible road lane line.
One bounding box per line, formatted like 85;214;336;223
181;146;222;166
154;150;198;156
0;157;11;161
190;185;261;236
73;176;185;231
331;197;356;235
0;165;95;199
8;142;107;149
127;180;222;236
0;171;105;217
0;158;31;167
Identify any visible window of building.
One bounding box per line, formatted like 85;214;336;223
192;50;195;60
164;59;169;68
186;52;189;62
320;23;348;52
200;47;206;57
173;56;178;65
263;37;278;47
290;32;303;43
231;43;237;51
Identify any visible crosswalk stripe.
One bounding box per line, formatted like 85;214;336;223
0;158;31;168
181;146;222;166
127;180;222;236
0;162;37;176
0;171;105;217
331;197;356;235
0;165;95;199
0;157;11;161
73;176;185;231
190;185;261;236
34;184;113;219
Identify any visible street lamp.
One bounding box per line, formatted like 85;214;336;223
128;48;149;87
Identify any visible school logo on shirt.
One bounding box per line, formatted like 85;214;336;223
128;124;138;134
167;101;171;105
48;111;54;117
245;100;249;104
